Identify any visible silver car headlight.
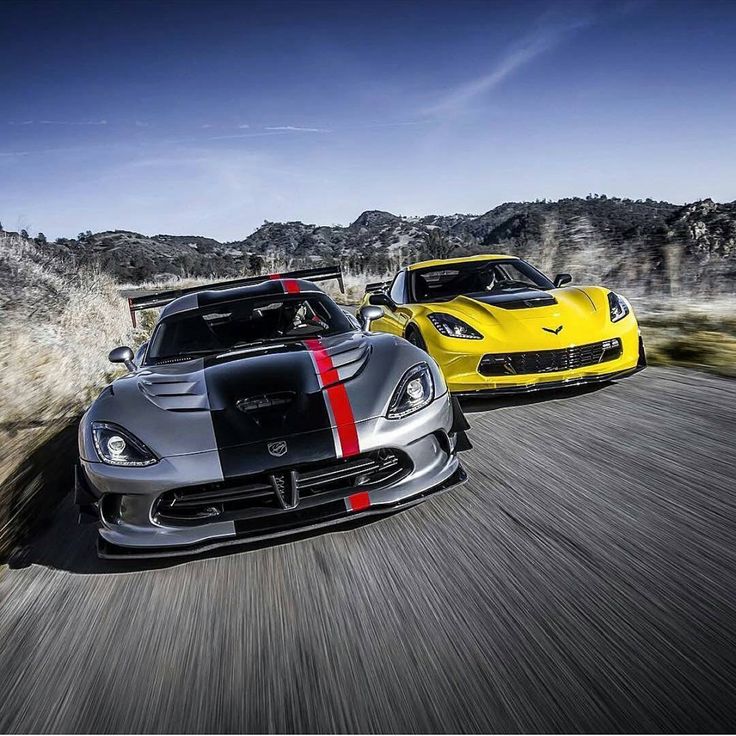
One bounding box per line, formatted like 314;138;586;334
428;312;483;339
608;291;630;322
92;422;158;466
387;363;434;419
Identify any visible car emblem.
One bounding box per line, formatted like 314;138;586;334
270;470;299;509
267;440;288;457
543;325;564;335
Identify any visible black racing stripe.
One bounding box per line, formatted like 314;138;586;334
217;428;336;478
201;345;336;478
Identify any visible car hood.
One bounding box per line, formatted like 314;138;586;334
436;286;614;348
82;331;440;463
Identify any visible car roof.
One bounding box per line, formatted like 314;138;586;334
159;278;325;321
406;254;519;271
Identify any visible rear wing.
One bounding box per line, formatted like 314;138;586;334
127;266;344;327
364;280;390;295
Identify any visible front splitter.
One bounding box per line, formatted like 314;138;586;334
453;365;644;398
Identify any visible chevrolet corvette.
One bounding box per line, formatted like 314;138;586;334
360;255;646;395
76;268;470;558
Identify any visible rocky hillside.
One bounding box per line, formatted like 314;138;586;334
6;196;736;295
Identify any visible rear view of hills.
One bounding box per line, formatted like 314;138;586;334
5;195;736;295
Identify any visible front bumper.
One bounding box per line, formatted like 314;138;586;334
440;327;644;395
78;395;468;558
96;464;467;559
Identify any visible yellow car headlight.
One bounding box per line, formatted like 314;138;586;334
428;312;483;339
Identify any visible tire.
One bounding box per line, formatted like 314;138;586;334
405;325;429;354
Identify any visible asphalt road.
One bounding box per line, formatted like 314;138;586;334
1;367;735;733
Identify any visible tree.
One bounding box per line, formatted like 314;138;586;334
421;228;455;259
20;229;29;239
35;232;47;244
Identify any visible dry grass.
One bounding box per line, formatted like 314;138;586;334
0;235;145;483
636;301;736;378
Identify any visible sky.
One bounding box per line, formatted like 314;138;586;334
1;0;735;241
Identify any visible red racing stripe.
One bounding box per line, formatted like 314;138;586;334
269;273;300;294
283;278;301;294
347;491;370;512
305;339;360;458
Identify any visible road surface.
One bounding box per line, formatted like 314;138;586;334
0;367;734;732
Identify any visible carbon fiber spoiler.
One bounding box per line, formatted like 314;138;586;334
127;266;344;327
364;280;390;295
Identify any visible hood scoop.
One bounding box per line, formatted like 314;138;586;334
138;371;209;412
468;290;557;310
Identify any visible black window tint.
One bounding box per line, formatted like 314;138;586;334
146;294;352;362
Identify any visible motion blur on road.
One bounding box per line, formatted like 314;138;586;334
0;367;734;733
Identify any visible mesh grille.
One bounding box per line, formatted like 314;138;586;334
479;339;622;377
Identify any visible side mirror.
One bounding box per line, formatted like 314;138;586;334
357;305;384;330
553;273;572;288
109;346;136;372
368;292;396;311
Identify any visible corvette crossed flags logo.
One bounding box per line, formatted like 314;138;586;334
542;325;564;335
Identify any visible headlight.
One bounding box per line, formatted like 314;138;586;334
427;312;483;339
387;363;434;419
608;291;630;323
91;422;158;466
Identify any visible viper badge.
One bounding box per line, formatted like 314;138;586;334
267;440;288;457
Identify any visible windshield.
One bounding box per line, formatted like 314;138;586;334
146;293;353;363
410;259;554;302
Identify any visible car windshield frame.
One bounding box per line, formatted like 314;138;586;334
144;292;354;365
409;259;555;303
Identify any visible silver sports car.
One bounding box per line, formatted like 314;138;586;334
76;268;471;558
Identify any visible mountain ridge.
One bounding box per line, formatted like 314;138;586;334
6;196;735;294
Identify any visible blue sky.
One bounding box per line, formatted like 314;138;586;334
1;0;735;240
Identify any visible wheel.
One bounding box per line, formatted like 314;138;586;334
405;325;429;353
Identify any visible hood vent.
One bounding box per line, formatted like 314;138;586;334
138;372;209;411
469;291;558;310
314;339;370;387
236;392;295;413
495;295;558;310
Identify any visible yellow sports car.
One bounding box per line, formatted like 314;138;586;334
359;255;645;395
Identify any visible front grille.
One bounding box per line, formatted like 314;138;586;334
155;449;410;523
479;338;622;376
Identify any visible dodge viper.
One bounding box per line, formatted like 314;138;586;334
76;267;470;558
360;255;646;395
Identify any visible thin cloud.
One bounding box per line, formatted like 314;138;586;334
208;130;293;141
425;15;591;116
135;120;150;127
264;125;332;133
7;120;35;125
38;119;108;126
238;124;250;129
